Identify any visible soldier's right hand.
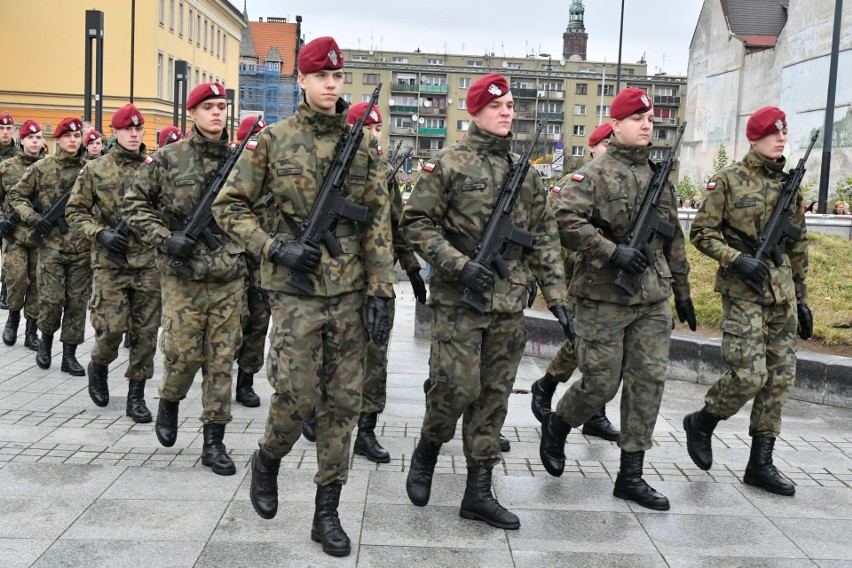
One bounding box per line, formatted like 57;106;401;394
0;217;15;237
732;254;769;282
610;244;648;275
97;230;129;254
32;214;52;236
268;240;321;272
458;260;494;293
165;232;195;259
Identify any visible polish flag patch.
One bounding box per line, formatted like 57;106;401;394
78;168;85;176
145;156;154;165
706;181;717;190
551;186;561;193
571;173;585;182
246;140;258;150
423;162;436;172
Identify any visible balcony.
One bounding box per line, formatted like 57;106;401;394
418;127;447;136
391;83;420;92
390;105;418;113
653;117;679;126
540;90;565;101
652;137;674;147
390;126;418;135
512;88;538;98
420;84;448;93
654;95;681;106
513;132;536;141
538;112;565;121
419;106;447;116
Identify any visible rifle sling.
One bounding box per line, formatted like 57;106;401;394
444;231;522;260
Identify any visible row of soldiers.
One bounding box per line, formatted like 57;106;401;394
0;33;814;558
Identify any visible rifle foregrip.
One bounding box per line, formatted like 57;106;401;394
614;269;637;296
56;218;69;234
320;231;341;257
460;287;487;313
284;269;315;295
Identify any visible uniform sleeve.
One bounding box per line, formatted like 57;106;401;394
123;156;170;248
662;182;692;301
786;184;809;303
213;133;272;257
525;174;568;307
387;169;420;273
8;165;39;224
552;172;617;264
360;142;395;299
66;163;105;242
689;173;741;268
399;159;469;278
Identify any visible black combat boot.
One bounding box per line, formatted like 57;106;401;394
24;319;40;351
250;448;281;519
582;406;620;441
60;343;85;376
201;423;236;476
459;466;520;529
423;376;433;400
499;433;511;452
2;309;20;345
235;368;261;407
530;374;558;422
36;333;53;369
354;412;391;463
539;412;572;477
87;361;109;407
126;380;152;423
683;405;720;470
0;282;7;309
613;450;670;510
743;436;795;496
302;407;317;442
406;438;442;506
311;483;351;557
155;398;180;447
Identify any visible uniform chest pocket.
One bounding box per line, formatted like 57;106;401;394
734;196;759;209
272;156;309;179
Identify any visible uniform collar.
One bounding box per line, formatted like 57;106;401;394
189;125;230;158
296;96;348;136
111;142;147;164
606;139;651;166
18;147;45;164
465;122;512;156
56;149;84;166
744;148;786;175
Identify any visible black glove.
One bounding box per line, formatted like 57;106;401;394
366;297;390;344
458;260;494;294
165;232;195;258
0;217;15;237
732;254;769;283
549;304;575;340
675;297;697;331
797;303;813;340
97;229;129;254
32;214;53;236
408;269;427;304
526;278;539;308
267;240;321;272
610;244;648;275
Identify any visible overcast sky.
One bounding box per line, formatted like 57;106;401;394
244;0;704;76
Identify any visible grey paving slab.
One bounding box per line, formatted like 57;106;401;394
31;540;204;568
625;480;763;516
233;468;370;503
0;498;91;539
196;541;357;568
357;545;515;567
739;485;852;519
111;429;200;449
0;538;54;568
364;470;467;507
38;427;127;447
816;561;852;567
0;425;55;443
664;557;818;567
0;463;124;499
513;550;669;567
492;475;631;512
773;518;852;560
506;509;658;553
100;465;247;501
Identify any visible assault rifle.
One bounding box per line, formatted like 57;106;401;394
283;84;381;294
386;139;403;164
460;120;545;313
386;145;412;187
0;211;21;242
613;123;686;296
30;188;73;248
168;115;262;278
741;130;819;294
104;219;133;267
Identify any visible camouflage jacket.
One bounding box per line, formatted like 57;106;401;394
122;127;247;283
0;148;45;243
0;141;16;161
547;185;577;306
399;122;568;313
8;150;90;254
552;139;690;306
212;99;395;299
690;148;807;305
66;142;156;270
384;159;420;273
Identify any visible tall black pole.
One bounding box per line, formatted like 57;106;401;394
818;0;843;213
226;88;236;140
615;0;624;93
130;0;135;103
95;15;104;133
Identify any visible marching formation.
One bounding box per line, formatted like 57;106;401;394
0;34;813;558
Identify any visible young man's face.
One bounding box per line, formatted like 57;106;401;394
21;132;44;157
472;94;514;137
612;110;653;147
299;70;345;115
57;131;82;155
86;138;104;156
189;100;227;139
750;128;787;161
114;125;144;152
365;122;382;141
0;124;14;144
589;138;609;157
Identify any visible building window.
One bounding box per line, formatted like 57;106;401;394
423;118;445;129
188;8;193;41
458;99;466;110
343;72;352;84
196;15;201;46
597;84;614;96
573;125;585;136
178;3;184;36
361;94;373;102
169;0;175;30
157;53;164;98
195;69;200;86
341;93;352;103
222;37;227;62
459;77;471;89
211;24;215;52
392;56;409;63
456;120;469;131
546;124;561;135
426;58;443;65
202;72;207;83
576;83;588;95
216;29;221;57
186;64;192;87
363;73;381;85
167;56;174;101
571;146;585;157
654;129;669;140
574;104;586;116
352;54;369;61
203;19;208;50
596;105;610;117
505;62;522;69
467;60;483;67
651;149;667;160
158;0;164;25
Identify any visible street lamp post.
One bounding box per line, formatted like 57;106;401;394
539;53;551;163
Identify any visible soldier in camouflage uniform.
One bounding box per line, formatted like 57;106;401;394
123;83;247;476
1;120;45;349
400;73;571;530
66;104;161;423
542;88;694;511
9;117;91;375
83;130;104;161
0;113;18;310
213;37;394;558
684;106;810;496
532;121;619;441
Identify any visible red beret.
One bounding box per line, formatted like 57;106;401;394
610;87;653;120
54;117;83;138
187;82;226;109
111;103;145;129
20;120;42;137
346;102;382;126
236;116;267;141
298;36;344;74
0;113;13;126
467;73;511;116
747;106;786;141
85;130;102;145
588;123;613;146
158;126;183;147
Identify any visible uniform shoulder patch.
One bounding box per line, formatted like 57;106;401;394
706;181;717;190
78;168;85;176
422;161;437;172
246;140;258;151
571;173;585;182
144;156;154;165
551;186;561;194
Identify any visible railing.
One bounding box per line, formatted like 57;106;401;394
654;95;681;105
419;106;447;116
512;88;538;98
538;112;564;121
420;84;448;93
653;117;679;126
389;105;418;113
390;83;419;92
418;127;447;136
390;126;417;135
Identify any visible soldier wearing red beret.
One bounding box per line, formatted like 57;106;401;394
83;130;104;161
684;105;809;497
0;113;16;161
235;116;266;143
157;126;182;148
588;122;613;156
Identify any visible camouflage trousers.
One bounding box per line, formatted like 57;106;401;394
555;298;672;452
158;274;244;425
545;338;579;383
705;296;797;438
422;304;526;469
260;291;366;486
90;267;161;382
237;280;270;375
2;240;39;319
36;248;92;344
361;297;396;414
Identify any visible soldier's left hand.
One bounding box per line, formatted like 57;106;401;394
366;297;390;344
549;304;575;340
165;232;195;258
408;270;427;304
797;303;813;340
675;297;697;331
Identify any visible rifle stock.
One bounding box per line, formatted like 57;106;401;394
30;187;73;248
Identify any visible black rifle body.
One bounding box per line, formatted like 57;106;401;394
104;219;132;267
30;188;72;248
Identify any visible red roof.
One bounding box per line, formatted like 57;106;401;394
248;20;299;75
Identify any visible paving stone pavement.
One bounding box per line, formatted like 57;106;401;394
1;281;852;567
